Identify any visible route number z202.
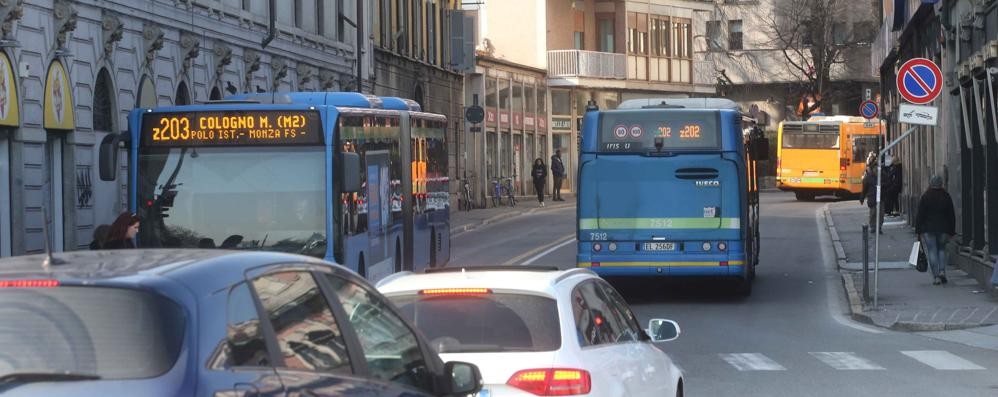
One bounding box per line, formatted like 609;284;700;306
589;232;608;241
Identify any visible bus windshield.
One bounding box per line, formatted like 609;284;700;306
137;146;327;257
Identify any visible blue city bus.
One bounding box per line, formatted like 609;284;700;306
575;98;768;295
98;92;449;282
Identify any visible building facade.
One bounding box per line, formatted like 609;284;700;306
546;0;717;192
0;0;367;256
872;0;997;284
701;0;880;132
371;0;470;205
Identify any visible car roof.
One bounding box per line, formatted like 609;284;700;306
376;266;597;297
0;249;347;291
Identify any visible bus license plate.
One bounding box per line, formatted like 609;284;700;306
643;242;676;251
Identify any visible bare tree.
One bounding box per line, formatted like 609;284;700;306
761;0;873;117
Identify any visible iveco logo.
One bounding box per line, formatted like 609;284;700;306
695;180;720;187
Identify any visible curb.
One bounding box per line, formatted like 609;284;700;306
450;203;573;237
823;205;849;269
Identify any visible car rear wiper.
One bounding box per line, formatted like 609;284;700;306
0;372;101;385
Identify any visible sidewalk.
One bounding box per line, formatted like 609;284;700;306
450;194;575;237
824;201;998;333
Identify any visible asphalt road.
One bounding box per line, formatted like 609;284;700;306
449;191;998;397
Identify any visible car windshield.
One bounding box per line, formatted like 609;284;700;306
137;146;327;257
0;286;185;380
389;293;561;353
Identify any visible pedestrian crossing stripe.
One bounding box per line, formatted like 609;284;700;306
901;351;986;370
714;351;988;371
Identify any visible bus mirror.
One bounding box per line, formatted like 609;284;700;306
341;152;361;192
98;133;120;181
752;137;770;161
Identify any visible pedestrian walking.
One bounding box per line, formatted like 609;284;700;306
885;154;903;216
860;153;883;233
89;224;110;250
550;149;566;201
532;158;548;207
103;212;140;249
914;175;956;285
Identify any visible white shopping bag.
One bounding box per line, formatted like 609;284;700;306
908;241;921;267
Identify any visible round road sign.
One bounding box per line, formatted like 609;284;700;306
465;105;485;124
859;100;879;119
896;58;942;105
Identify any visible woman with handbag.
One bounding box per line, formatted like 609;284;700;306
914;175;956;285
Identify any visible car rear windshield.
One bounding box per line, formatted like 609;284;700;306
389;293;561;353
0;285;186;380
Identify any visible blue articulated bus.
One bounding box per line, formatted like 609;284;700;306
576;98;768;295
98;92;450;282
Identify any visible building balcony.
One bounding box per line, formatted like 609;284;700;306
547;50;627;80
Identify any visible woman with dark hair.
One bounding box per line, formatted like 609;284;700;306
103;212;140;249
531;158;548;207
88;224;110;250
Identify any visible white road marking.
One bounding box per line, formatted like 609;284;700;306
810;352;885;370
719;353;787;371
901;351;986;370
521;237;576;265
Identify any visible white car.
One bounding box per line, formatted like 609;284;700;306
376;266;685;397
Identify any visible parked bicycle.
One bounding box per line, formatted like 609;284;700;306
490;177;503;208
504;175;517;207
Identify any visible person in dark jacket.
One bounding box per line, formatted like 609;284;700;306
859;153;883;233
103;212;140;249
550;150;566;201
884;154;903;216
915;175;956;285
531;158;548;207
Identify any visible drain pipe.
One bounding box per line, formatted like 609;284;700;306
261;0;276;49
355;0;363;92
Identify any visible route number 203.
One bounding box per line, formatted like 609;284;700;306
589;232;608;241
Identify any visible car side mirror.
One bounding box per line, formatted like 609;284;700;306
340;151;361;193
444;361;482;396
647;319;681;342
98;133;122;181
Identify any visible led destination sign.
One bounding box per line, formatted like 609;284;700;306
599;110;720;152
141;110;322;146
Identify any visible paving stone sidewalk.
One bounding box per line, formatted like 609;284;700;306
450;194;575;237
825;200;998;332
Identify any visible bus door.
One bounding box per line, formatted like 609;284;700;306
848;132;880;193
364;150;393;281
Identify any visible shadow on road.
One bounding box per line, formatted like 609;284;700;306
606;277;752;304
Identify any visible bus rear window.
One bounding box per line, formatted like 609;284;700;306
598;110;720;152
782;133;839;149
0;286;186;380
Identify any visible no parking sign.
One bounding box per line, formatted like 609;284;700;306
896;58;942;105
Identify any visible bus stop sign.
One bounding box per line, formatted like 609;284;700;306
896;58;942;105
859;100;879;119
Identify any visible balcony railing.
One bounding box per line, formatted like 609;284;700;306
547;50;626;79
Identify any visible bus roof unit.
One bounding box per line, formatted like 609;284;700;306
381;97;422;112
617;97;738;110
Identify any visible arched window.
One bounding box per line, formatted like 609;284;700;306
413;84;424;110
93;68;114;132
210;86;222;100
176;81;191;105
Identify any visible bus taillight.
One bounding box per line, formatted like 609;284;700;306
840;158;848;171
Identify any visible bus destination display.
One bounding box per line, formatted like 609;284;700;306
599;110;720;152
141;110;322;146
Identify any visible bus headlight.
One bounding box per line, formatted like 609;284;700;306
702;242;712;251
718;242;727;251
608;242;617;252
593;243;602;252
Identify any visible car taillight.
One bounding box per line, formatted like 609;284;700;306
507;368;591;396
418;288;491;296
0;279;60;288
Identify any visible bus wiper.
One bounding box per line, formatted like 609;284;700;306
0;371;101;385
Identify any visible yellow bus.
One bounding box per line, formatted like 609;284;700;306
777;116;883;201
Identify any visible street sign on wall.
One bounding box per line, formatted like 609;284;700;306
896;58;942;104
898;103;939;126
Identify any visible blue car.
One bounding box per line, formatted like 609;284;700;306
0;249;482;397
